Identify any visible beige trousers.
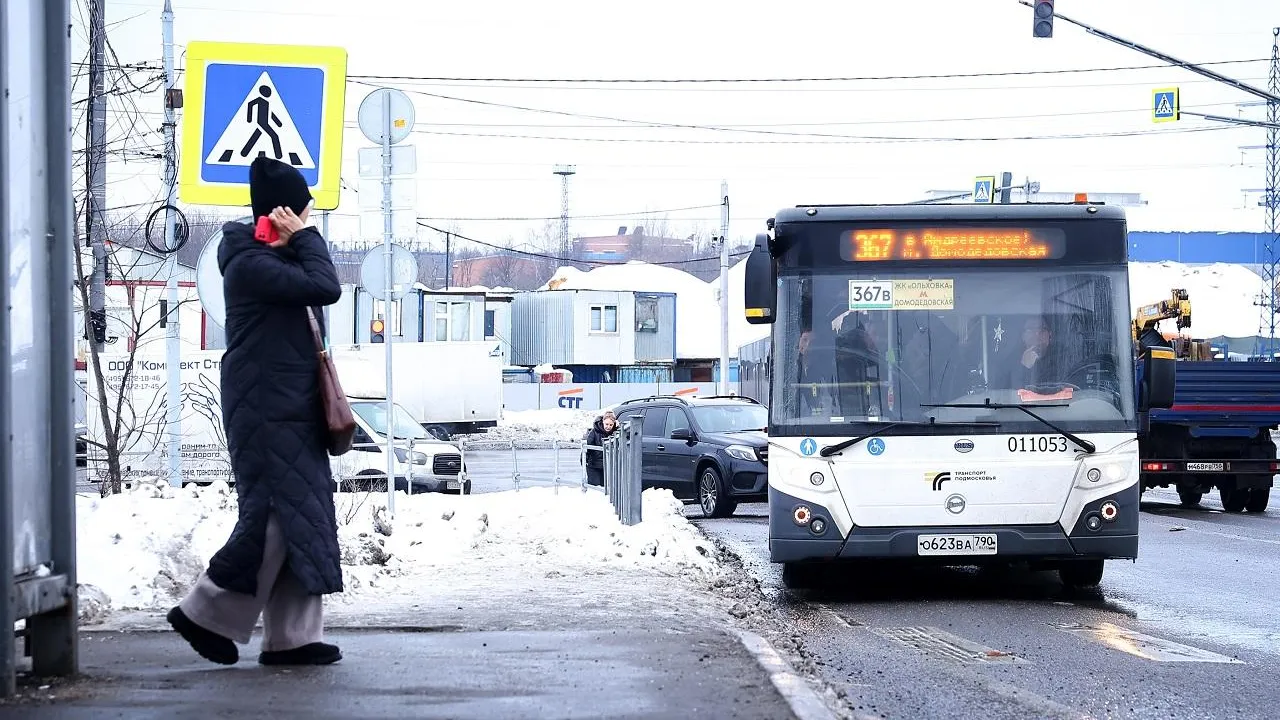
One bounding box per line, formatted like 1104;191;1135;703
179;512;324;651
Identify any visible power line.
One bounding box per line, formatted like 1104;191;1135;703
385;125;1239;146
346;57;1269;84
416;221;748;268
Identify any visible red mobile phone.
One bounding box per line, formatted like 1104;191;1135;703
254;216;279;243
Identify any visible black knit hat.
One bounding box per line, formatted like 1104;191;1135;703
248;156;312;219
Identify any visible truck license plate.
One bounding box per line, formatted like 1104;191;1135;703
446;480;460;490
1186;462;1225;471
917;534;998;556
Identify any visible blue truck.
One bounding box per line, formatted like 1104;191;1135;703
1134;290;1279;513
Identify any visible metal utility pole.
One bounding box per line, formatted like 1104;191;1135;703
998;172;1013;204
718;181;730;395
1258;28;1280;358
553;164;575;260
444;231;452;289
86;0;107;353
161;0;183;486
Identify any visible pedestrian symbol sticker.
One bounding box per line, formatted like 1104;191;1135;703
800;438;817;456
205;71;315;170
867;438;886;456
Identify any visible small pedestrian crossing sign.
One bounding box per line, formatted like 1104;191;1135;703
1152;87;1179;123
973;176;995;204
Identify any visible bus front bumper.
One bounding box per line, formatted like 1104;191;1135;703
768;486;1138;564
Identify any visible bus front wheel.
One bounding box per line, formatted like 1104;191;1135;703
1058;559;1104;589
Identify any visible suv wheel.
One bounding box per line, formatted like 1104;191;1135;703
698;466;737;518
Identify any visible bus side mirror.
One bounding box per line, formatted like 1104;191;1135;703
743;233;777;325
1140;346;1176;410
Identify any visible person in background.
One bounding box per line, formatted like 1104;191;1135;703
167;156;344;667
584;410;618;486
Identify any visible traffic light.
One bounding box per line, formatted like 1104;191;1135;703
1032;0;1054;38
370;318;385;343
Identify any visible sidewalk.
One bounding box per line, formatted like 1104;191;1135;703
2;572;834;719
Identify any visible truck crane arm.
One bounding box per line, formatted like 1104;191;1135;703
1133;288;1191;352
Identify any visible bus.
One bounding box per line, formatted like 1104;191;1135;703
741;202;1176;590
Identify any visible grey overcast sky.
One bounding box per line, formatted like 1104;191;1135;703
81;0;1279;254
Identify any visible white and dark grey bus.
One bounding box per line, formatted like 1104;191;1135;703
741;202;1176;589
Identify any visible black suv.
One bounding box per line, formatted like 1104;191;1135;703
612;395;769;518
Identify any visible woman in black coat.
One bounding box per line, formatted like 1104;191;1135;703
584;410;618;486
167;157;344;667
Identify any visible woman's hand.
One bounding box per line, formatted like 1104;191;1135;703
267;206;307;246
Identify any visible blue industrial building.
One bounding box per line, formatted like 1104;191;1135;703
1128;231;1274;267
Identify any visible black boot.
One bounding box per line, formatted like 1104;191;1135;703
258;642;342;666
167;606;238;665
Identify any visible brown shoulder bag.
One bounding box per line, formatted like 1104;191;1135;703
306;307;356;456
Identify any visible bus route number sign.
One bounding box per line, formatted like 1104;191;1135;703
849;280;894;310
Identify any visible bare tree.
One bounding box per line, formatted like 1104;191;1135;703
481;250;524;289
74;205;204;495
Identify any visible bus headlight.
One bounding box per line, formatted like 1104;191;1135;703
1080;461;1127;487
809;472;825;486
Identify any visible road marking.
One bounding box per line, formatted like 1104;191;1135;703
733;630;842;720
870;626;1026;664
1053;622;1244;663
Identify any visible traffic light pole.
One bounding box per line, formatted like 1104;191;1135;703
1018;0;1280;105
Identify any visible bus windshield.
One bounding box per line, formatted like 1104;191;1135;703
774;266;1136;435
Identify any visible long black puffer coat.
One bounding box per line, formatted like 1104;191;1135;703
205;221;344;597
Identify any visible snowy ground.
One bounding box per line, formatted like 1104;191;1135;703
459;408;598;446
74;480;726;622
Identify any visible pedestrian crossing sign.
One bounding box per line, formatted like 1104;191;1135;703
1152;87;1179;123
973;176;995;204
179;41;347;210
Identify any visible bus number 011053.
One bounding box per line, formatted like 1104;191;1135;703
1007;436;1068;452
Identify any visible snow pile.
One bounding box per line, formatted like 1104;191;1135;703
541;262;720;359
464;407;598;444
1129;261;1266;339
75;481;721;616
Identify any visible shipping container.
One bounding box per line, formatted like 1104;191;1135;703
617;364;674;383
510;289;639;366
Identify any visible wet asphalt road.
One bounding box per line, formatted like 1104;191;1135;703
694;487;1280;720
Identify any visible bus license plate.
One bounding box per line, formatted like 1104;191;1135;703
1185;462;1224;471
916;534;998;556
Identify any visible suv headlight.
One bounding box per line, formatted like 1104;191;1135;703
724;444;758;462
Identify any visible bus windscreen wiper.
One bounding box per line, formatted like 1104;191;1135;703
920;400;1096;454
818;419;998;458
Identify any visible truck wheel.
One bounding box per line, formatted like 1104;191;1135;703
1245;487;1271;513
1220;484;1248;513
1177;488;1203;507
1059;559;1105;589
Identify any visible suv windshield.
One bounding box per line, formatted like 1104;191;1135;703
690;404;768;433
774;267;1135;434
351;401;430;440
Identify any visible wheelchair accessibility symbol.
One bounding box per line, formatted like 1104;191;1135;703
867;438;886;456
799;438;817;456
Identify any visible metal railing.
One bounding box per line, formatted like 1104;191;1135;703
601;420;644;525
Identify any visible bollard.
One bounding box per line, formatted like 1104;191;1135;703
511;440;521;492
625;421;643;526
459;439;469;495
552;438;561;495
580;443;588;493
406;437;415;497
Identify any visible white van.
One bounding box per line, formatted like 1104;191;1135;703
332;396;470;494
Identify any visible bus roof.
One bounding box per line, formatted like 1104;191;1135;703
772;203;1127;225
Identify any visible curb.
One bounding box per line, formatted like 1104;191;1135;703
733;629;841;720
